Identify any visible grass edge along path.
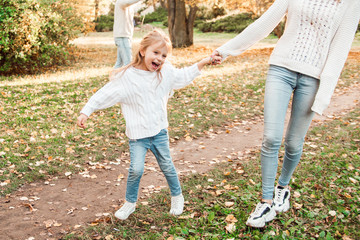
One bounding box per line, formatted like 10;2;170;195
64;108;360;240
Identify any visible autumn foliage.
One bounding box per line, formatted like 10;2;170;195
0;0;84;75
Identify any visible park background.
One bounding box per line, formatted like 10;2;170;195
1;0;360;239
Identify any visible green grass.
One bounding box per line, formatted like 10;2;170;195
64;108;360;239
0;28;359;238
352;32;360;47
0;69;265;195
0;36;359;196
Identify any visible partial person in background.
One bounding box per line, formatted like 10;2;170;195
212;0;360;228
113;0;142;69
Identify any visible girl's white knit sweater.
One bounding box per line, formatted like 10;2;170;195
81;62;201;139
216;0;360;115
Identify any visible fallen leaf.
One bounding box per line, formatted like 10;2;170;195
185;136;192;142
22;203;34;211
225;222;236;233
225;214;238;223
293;202;303;210
349;177;358;184
293;191;301;198
24;146;31;153
249;179;256;185
329;210;336;216
343;193;352;199
43;219;54;228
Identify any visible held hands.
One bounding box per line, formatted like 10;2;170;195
77;113;88;129
210;50;222;65
196;51;223;70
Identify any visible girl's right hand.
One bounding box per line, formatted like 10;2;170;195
77;113;88;129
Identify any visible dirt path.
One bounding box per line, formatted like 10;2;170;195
0;79;359;239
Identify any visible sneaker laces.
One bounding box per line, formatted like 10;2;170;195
251;202;269;217
274;186;286;203
121;201;135;211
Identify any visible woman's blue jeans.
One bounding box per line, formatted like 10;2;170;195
114;37;132;69
126;129;182;203
261;65;319;200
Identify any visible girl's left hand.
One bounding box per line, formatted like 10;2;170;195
77;113;88;129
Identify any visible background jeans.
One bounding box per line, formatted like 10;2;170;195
261;65;320;200
126;129;182;203
114;37;132;69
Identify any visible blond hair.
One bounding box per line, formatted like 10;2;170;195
111;29;172;81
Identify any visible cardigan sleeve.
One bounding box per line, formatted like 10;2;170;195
311;2;360;115
117;0;141;8
216;0;288;58
80;74;126;117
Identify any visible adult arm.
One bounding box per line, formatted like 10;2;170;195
117;0;141;8
311;2;360;115
216;0;288;58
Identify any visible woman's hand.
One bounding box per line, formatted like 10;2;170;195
210;55;222;65
211;50;222;58
210;50;222;65
77;113;88;129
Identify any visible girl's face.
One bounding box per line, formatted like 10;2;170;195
138;41;168;72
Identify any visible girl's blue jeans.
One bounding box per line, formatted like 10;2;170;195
126;129;182;203
261;65;319;200
114;37;132;69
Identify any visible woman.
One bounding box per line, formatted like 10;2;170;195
212;0;360;228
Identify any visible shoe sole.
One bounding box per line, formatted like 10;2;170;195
246;210;276;228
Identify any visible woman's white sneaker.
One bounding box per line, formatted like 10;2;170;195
273;185;290;213
169;194;184;216
246;202;276;228
114;201;136;220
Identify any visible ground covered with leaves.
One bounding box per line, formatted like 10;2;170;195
0;31;359;239
64;108;360;240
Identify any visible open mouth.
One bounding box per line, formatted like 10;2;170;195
152;62;160;70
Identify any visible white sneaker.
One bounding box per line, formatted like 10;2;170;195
246;202;276;228
169;194;184;216
273;185;290;213
114;201;136;220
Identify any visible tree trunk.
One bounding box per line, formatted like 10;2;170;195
94;0;99;20
167;0;197;48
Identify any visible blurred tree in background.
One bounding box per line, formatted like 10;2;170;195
166;0;275;48
0;0;85;75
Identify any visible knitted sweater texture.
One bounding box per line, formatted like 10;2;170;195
81;62;201;139
216;0;360;115
113;0;140;38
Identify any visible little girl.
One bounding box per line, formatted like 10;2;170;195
77;29;220;220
